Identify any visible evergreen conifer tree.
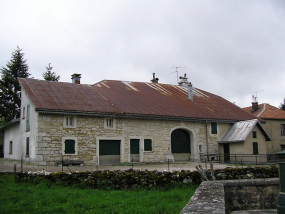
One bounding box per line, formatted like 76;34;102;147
43;63;60;81
0;47;30;123
280;98;285;111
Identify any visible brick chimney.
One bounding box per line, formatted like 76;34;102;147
151;73;159;83
71;73;81;84
252;102;259;112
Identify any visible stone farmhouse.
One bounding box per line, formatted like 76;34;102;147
243;102;285;154
2;73;269;166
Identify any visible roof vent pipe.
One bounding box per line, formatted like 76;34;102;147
188;82;193;100
151;73;159;83
71;73;81;84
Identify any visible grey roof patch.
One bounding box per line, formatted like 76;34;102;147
218;119;271;143
0;118;20;130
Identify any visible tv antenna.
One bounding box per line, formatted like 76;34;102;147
170;66;185;83
247;90;263;102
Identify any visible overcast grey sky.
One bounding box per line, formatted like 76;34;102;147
1;0;284;108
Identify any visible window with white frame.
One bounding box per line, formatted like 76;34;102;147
281;124;285;136
63;116;76;128
104;118;115;129
62;137;78;155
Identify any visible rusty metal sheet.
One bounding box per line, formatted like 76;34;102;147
92;80;257;121
18;78;121;114
19;78;257;121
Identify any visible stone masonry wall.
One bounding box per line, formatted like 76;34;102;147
181;178;279;214
36;114;229;166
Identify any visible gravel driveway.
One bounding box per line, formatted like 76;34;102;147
0;158;230;173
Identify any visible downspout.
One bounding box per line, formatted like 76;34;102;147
205;120;209;162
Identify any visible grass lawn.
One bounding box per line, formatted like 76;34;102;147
0;174;197;214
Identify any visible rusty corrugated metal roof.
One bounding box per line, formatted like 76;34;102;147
19;78;121;114
218;119;271;143
243;103;285;120
92;80;256;121
19;78;257;121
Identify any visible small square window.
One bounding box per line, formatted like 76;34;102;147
281;145;285;151
106;119;113;128
62;137;78;155
252;131;257;138
64;139;76;154
63;116;76;128
104;118;116;129
144;139;152;151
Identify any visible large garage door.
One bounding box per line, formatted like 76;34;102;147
99;140;120;165
171;129;190;161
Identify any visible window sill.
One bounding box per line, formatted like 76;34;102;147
25;155;29;157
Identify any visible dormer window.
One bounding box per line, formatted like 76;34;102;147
64;116;76;128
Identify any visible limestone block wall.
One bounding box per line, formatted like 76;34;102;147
37;115;123;165
36;113;230;166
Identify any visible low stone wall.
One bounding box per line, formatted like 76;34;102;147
225;179;279;213
181;178;279;214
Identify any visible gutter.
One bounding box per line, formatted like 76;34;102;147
36;109;242;124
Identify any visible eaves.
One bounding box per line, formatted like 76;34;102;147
36;109;240;124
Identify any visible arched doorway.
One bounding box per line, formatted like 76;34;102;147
171;129;191;161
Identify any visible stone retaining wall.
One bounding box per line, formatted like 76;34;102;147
181;178;279;214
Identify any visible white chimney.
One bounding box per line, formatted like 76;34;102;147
188;82;193;100
71;73;81;84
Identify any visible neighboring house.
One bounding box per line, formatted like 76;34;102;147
218;119;271;163
2;74;257;166
243;102;285;154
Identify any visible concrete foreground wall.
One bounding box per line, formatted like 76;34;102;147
181;178;279;214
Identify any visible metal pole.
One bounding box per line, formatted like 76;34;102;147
256;155;258;165
14;164;16;182
205;121;209;162
97;157;99;171
62;156;63;172
21;154;23;173
168;158;170;171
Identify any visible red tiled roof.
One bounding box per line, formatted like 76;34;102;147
19;78;256;121
243;103;285;120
